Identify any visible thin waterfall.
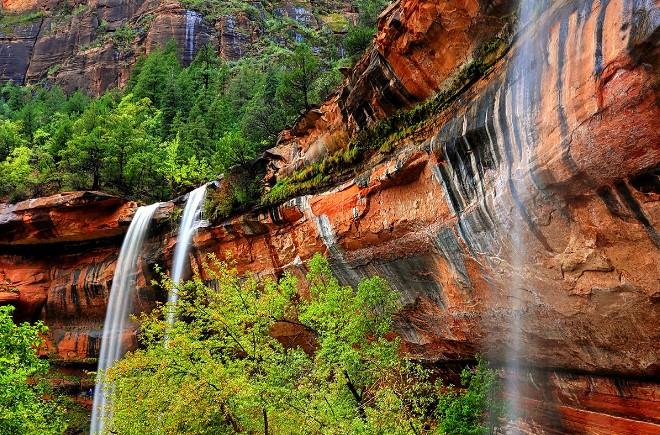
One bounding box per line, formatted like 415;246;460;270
90;202;161;435
505;0;538;423
167;184;207;326
184;10;201;65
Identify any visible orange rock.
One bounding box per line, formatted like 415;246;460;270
1;0;659;432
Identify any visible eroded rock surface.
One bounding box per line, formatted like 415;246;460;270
0;0;354;95
1;0;658;432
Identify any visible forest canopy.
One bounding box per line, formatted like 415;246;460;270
0;0;391;205
0;42;333;203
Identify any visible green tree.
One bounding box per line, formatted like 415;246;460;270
64;89;90;115
435;356;506;435
356;0;390;28
278;44;320;116
343;0;390;61
0;305;66;435
131;40;181;107
0;146;36;201
344;25;375;60
0;119;26;160
242;66;286;145
215;129;259;171
227;61;264;118
103;254;507;435
58;96;114;190
158;135;214;194
102;94;161;193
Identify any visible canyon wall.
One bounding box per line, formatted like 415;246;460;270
1;0;659;433
0;0;352;95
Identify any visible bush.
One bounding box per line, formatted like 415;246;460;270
100;254;508;434
0;305;67;434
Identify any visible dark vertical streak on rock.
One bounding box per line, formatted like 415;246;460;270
482;88;502;166
437;162;463;214
496;76;552;251
597;186;631;220
508;178;554;252
614;181;660;247
70;269;82;315
557;19;579;175
82;262;96;306
58;270;67;314
595;0;612;78
509;77;524;162
525;34;573;222
497;81;515;171
432;227;472;292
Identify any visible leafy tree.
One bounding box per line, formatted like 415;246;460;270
187;43;224;91
356;0;390;28
102;94;161;193
242;66;286;145
131;40;181;107
159;136;214;193
0;305;66;434
278;44;321;116
227;61;264;118
64;89;90;115
0;119;26;160
435;356;506;435
102;254;507;435
58;95;115;190
215;129;259;170
343;0;390;61
344;25;375;60
0;146;36;202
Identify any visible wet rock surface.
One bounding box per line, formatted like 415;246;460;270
1;0;659;432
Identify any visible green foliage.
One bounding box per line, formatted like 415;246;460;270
0;118;26;159
356;0;390;28
100;254;507;434
0;10;44;30
0;0;395;204
0;305;66;435
278;43;321;115
435;356;506;435
344;25;376;60
0;146;37;202
110;24;137;51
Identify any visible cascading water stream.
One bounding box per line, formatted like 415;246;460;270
90;202;161;435
167;184;207;326
184;10;201;65
505;0;539;424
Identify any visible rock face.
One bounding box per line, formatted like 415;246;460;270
1;0;659;432
0;0;353;94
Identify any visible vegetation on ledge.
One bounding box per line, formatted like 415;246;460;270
261;30;512;207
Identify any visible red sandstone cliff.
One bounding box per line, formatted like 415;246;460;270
1;0;659;433
0;0;353;95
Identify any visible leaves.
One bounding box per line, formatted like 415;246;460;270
104;254;507;435
0;305;66;435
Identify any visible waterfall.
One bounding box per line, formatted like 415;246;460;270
184;10;201;65
167;185;207;326
90;202;161;435
505;0;538;423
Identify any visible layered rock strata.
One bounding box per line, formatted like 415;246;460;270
1;0;658;432
0;0;352;94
